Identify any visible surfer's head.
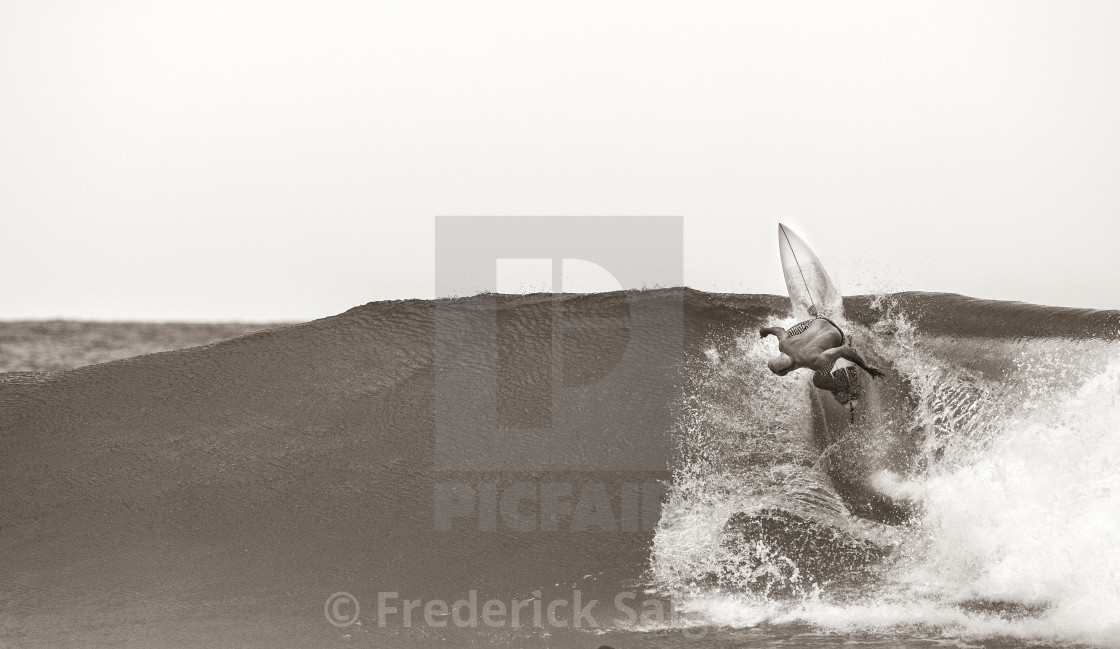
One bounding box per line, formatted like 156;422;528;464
767;354;794;375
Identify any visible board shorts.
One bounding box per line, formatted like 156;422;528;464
786;317;846;346
816;360;861;405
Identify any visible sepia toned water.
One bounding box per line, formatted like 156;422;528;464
2;290;1118;648
646;293;1120;647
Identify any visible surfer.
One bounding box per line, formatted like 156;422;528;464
760;314;884;413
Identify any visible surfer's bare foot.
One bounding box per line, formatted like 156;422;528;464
759;327;769;339
867;367;885;378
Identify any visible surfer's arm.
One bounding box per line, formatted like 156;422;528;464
823;346;885;378
759;326;789;341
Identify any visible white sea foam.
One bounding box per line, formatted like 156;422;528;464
889;352;1120;642
651;301;1120;645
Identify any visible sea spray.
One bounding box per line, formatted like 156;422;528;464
651;320;835;599
650;294;1120;643
891;351;1120;641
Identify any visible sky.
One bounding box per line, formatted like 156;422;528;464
2;1;1118;321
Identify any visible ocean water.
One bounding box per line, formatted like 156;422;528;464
643;294;1120;647
3;289;1118;648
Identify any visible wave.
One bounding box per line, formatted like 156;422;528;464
651;291;1120;644
2;289;1118;646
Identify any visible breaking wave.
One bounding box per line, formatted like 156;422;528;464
650;294;1120;644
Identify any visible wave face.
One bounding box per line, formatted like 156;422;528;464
651;292;1120;644
2;289;1118;646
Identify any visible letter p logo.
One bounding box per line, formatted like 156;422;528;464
433;216;682;472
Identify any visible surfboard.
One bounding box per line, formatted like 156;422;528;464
778;223;844;320
774;224;918;522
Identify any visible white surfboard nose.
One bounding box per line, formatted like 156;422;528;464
777;222;843;319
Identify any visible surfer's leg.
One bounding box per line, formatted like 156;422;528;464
831;365;862;422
